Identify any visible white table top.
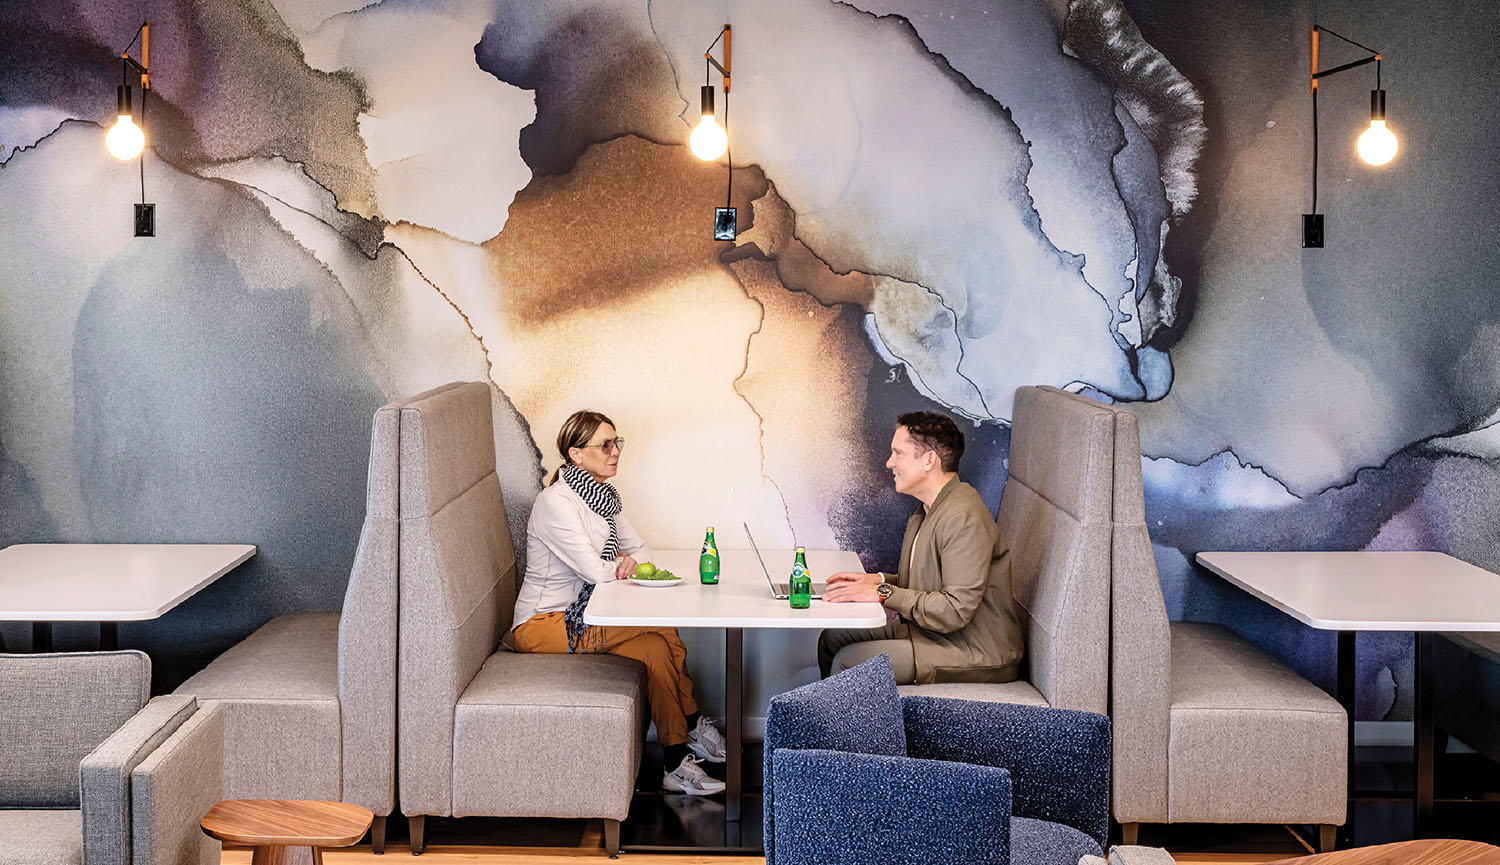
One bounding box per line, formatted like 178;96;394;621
0;544;257;621
1196;550;1500;631
584;548;889;629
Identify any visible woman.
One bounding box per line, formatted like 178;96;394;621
511;410;727;796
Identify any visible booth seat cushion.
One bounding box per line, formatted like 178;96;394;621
1447;631;1500;663
174;612;341;800
1011;816;1102;865
1166;623;1345;825
0;809;83;865
898;680;1049;707
1432;633;1500;764
451;652;645;820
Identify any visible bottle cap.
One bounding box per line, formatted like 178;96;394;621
795;546;806;552
707;526;715;532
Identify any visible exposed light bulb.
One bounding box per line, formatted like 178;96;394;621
1357;119;1397;166
690;115;728;161
106;114;145;160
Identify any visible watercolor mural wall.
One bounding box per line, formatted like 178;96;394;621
2;0;1499;723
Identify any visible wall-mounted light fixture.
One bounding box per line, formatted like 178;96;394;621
1303;24;1396;248
108;20;155;237
690;24;735;241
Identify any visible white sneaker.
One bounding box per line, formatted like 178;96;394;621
687;715;727;763
663;755;726;796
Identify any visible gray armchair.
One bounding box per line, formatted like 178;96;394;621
898;386;1112;715
0;651;222;865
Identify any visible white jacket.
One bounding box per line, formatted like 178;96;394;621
511;479;652;631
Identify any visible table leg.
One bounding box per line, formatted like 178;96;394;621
1415;631;1435;836
725;627;743;824
1336;630;1356;847
100;622;118;651
32;622;53;653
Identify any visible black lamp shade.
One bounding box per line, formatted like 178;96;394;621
117;84;132;115
1371;89;1386;120
700;84;715;118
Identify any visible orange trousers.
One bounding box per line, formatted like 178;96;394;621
513;611;700;746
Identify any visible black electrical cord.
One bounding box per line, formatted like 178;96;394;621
1312;87;1318;214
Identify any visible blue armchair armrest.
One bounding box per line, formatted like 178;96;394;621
770;747;1012;865
901;696;1110;847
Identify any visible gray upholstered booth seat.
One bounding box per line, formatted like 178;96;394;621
173;612;341;800
901;386;1112;716
1166;623;1345;823
397;382;645;857
1432;631;1500;763
452;652;645;819
1;651;222;865
174;388;422;851
1108;396;1346;847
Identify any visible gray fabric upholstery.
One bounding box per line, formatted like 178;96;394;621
901;387;1112;714
171;388;426;815
79;695;196;865
131;704;223;865
0;652;150;808
397;381;644;825
0;809;84;865
1447;631;1500;662
1166;623;1345;824
1005;387;1112;714
174;612;341;800
897;680;1048;706
1107;395;1346;827
398;381;518;816
337;393;407;815
1106;403;1171;822
1430;634;1500;764
1109;846;1177;865
452;652;645;819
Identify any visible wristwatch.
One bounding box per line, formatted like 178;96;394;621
876;582;895;603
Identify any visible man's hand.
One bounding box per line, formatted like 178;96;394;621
614;555;639;580
826;571;882;587
824;582;882;604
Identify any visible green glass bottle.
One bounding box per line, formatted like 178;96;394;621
699;527;720;585
789;547;812;609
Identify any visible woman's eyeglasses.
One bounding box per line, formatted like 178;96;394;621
579;437;626;454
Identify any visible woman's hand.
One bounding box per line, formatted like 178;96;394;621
827;571;882;587
614;555;639;580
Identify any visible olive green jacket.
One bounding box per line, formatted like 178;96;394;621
881;476;1025;684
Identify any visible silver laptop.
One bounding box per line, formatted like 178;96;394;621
744;522;828;599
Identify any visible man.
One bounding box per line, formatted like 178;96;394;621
820;411;1024;684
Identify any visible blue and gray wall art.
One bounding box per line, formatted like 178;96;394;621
3;0;1498;720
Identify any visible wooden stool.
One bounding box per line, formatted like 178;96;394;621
201;799;374;865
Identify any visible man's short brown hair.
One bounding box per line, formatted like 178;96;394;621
897;411;964;473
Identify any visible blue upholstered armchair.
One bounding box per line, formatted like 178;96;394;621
764;655;1110;865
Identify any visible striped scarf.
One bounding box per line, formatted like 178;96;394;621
559;463;621;653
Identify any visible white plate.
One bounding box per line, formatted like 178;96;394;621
626;576;686;588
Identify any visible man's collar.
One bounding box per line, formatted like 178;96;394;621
921;474;962;512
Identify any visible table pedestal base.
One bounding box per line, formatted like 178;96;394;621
249;846;323;865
